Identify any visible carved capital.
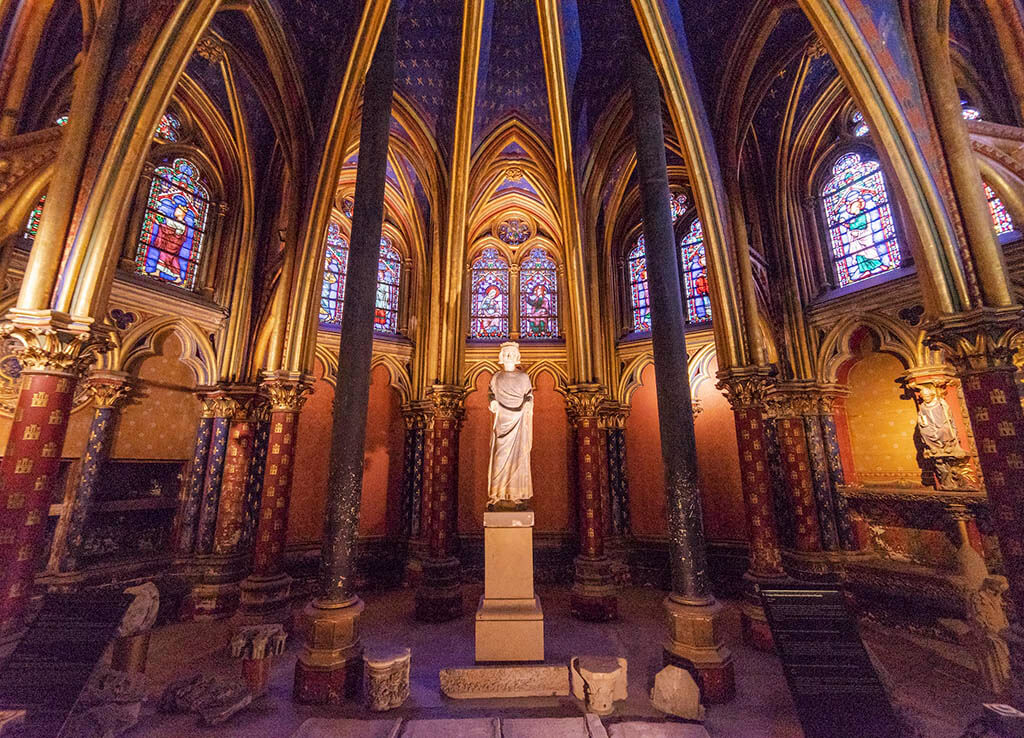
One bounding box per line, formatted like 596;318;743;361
926;307;1023;373
199;384;265;421
599;402;630;430
765;381;820;419
0;309;111;376
565;383;606;422
85;371;133;409
716;366;775;410
427;384;466;420
195;34;226;64
261;371;313;413
814;383;850;414
401;400;432;430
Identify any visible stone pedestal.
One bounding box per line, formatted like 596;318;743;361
475;511;544;663
363;645;411;711
238;573;292;624
662;597;735;704
293;598;364;704
231;623;287;697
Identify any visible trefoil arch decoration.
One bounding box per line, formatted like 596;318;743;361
470;247;511;340
134;157;212;291
820;150;902;288
154;112;182;143
519;247;558;339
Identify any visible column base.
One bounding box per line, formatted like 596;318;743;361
238;573;293;624
414;557;462;622
739;570;788;652
662;596;735;704
782;549;838;581
181;582;240;621
570;556;618;622
293;597;365;704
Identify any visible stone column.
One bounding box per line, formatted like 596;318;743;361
602;404;631;537
194;393;234;555
172;402;216;556
930;310;1024;621
631;51;733;702
0;316;101;638
400;401;430;541
49;371;133;576
239;372;312;622
414;385;466;623
817;389;859;552
717;367;786;651
294;4;397;704
213;388;264;555
566;384;617;622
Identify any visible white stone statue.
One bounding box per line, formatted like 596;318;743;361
487;341;533;510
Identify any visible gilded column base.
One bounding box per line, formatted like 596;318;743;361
414;557;462;623
739;571;788;652
293;597;365;704
178;553;247;621
662;596;735;703
570;555;618;622
238;573;293;624
782;549;841;582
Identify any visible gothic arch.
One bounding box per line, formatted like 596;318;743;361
103;315;218;386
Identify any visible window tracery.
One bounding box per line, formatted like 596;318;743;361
134;157;211;290
470;248;510;339
23;195;45;240
154;112;182;143
519;248;558;338
628;238;651;333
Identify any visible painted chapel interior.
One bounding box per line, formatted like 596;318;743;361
2;0;1024;736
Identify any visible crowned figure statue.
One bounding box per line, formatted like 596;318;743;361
487;342;534;510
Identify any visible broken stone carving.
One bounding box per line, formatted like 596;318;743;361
650;665;705;721
117;582;160;638
363;645;411;711
570;656;627;715
158;673;252;725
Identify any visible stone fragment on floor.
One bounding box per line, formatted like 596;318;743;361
402;717;501;737
439;664;569;698
650;665;705;721
571;656;628;715
364;644;411;711
291;717;403;738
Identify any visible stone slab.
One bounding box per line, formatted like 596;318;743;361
439;665;569;699
290;717;402;738
607;724;710;738
502;717;594;737
483;511;534;527
484;524;534;600
402;718;501;737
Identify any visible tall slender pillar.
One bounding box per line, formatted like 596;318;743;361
566;384;617;621
631;51;733;702
930;310;1024;621
602;404;631;537
0;315;101;638
49;371;132;577
194;394;234;555
239;372;311;622
294;5;397;704
717;367;786;651
400;401;430;541
172;402;216;556
414;385;465;622
213;388;263;555
817;389;859;551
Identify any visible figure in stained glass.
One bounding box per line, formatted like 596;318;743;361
134;158;210;290
320;221;348;325
628;238;651;332
154;112;181;142
822;152;901;287
680;220;711;323
985;183;1014;236
470;248;510;339
374;239;401;334
519;248;558;338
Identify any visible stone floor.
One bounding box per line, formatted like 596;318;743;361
128;585;987;737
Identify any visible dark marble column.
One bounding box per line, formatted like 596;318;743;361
400;401;430;540
631;50;734;702
567;385;617;622
294;4;397;704
49;372;133;577
602;404;631;537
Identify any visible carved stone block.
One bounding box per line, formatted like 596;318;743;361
158;673;252;725
439;665;569;699
570;656;627;715
363;645;411;711
650;665;705;721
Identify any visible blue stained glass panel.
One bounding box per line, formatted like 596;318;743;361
24;194;46;240
680;219;711;323
519;248;558;339
134;158;210;290
628;238;651;332
155;112;181;142
320;221;348;325
985;183;1014;235
374;238;401;334
822;152;902;287
470;248;510;339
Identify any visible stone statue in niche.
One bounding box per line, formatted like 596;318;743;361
910;381;977;490
487;341;533;510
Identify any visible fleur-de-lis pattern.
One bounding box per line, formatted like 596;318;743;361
174;416;213;554
803;415;840;551
252;411;299;577
732;408;784;576
240;419;270;552
0;371;76;632
195;417;229;554
606;427;631;536
819;413;857;550
401;421;426;539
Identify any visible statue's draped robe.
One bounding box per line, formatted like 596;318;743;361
487;369;533;505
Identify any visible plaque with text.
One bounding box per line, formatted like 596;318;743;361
759;584;901;738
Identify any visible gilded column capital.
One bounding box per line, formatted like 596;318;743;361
198;384;264;421
599;402;630;430
715;366;775;411
813;383;850;415
84;370;133;409
926;307;1024;372
0;308;111;376
426;384;466;421
401;400;432;430
261;371;314;413
565;383;606;422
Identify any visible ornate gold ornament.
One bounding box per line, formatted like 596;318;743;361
715;366;775;410
427;384;466;420
926;307;1024;372
565;383;606;421
195;35;226;64
85;371;134;409
0;309;110;375
261;371;314;413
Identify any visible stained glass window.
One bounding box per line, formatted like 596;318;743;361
519;248;558;338
851;110;870;137
628;238;651;332
497;218;531;246
374;238;401;334
23;194;46;240
134;158;210;290
961;99;982;121
342;196;354;219
680;220;711;323
154;112;181;142
320;221;348;325
985;183;1014;235
54;114;68;127
822;152;901;287
670;192;688;222
470;248;510;339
